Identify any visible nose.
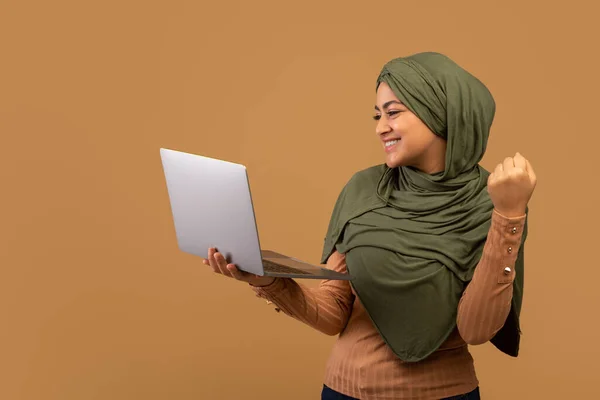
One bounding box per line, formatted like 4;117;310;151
375;116;391;136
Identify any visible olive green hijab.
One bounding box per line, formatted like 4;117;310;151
320;52;527;362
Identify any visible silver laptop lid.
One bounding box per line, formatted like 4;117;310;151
159;148;265;275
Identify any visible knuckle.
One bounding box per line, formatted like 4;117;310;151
507;168;523;178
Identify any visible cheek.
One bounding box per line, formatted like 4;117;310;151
389;115;416;135
389;119;405;132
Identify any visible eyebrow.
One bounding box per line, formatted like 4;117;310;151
374;100;404;111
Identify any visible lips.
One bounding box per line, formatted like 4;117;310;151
383;138;400;153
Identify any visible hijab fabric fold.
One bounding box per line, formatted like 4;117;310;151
321;52;527;362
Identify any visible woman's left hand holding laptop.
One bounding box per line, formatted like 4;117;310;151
203;247;276;287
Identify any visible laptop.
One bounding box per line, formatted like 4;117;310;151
159;148;351;280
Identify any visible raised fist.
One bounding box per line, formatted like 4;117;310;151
487;152;537;217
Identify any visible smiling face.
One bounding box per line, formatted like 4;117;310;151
374;82;447;174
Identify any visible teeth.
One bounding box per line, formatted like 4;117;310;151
385;140;398;147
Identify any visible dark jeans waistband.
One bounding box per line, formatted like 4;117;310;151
321;384;481;400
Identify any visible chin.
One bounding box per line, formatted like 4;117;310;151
385;153;406;169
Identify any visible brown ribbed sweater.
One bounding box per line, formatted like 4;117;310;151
252;210;526;399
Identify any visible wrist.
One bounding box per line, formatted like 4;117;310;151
250;277;276;288
494;207;526;218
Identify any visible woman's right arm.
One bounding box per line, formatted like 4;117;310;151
250;251;355;336
204;248;354;336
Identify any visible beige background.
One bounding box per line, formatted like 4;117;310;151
1;0;598;399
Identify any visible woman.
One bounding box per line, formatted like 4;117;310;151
203;52;537;399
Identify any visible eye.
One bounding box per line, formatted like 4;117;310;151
373;110;402;121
